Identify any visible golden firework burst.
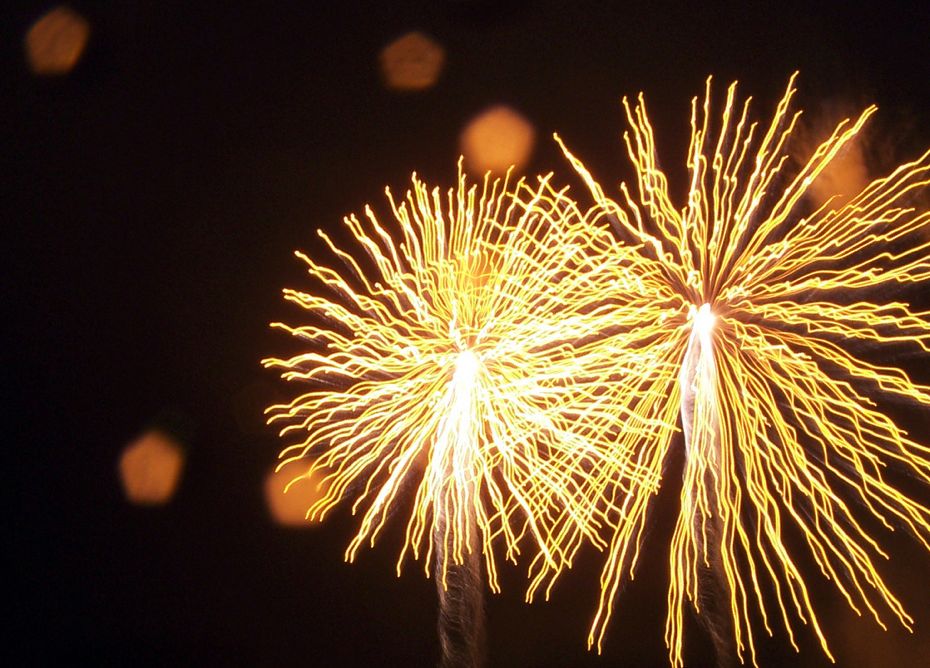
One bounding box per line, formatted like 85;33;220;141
546;75;930;665
263;164;664;592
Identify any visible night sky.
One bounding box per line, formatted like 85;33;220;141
7;1;930;666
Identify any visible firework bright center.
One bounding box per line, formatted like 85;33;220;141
453;349;480;384
692;303;716;338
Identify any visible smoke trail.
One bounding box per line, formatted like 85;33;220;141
693;533;736;667
679;305;735;667
432;350;485;668
434;499;486;668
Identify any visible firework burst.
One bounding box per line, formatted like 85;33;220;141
263;163;664;663
547;75;930;665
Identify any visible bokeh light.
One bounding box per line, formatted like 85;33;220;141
380;31;445;91
24;6;90;77
264;460;329;528
118;431;185;506
459;105;535;175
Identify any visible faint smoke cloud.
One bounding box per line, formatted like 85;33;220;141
25;6;90;76
380;31;445;92
795;102;874;210
460;105;535;176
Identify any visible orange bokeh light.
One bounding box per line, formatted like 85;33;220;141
460;105;535;176
380;31;445;91
24;6;90;77
118;431;185;506
264;461;329;528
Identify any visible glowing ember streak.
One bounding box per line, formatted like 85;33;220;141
263;163;663;596
550;75;930;666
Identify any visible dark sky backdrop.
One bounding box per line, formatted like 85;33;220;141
6;1;930;666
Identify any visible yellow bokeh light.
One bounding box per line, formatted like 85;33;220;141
460;105;535;176
380;31;445;91
24;6;90;76
118;431;185;506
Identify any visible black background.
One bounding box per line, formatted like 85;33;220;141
6;1;930;666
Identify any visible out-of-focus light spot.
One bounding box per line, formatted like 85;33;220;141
264;461;329;528
24;6;90;76
380;31;445;91
460;105;535;176
118;431;185;506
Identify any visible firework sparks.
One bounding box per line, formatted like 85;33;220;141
263;163;664;661
549;75;930;665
